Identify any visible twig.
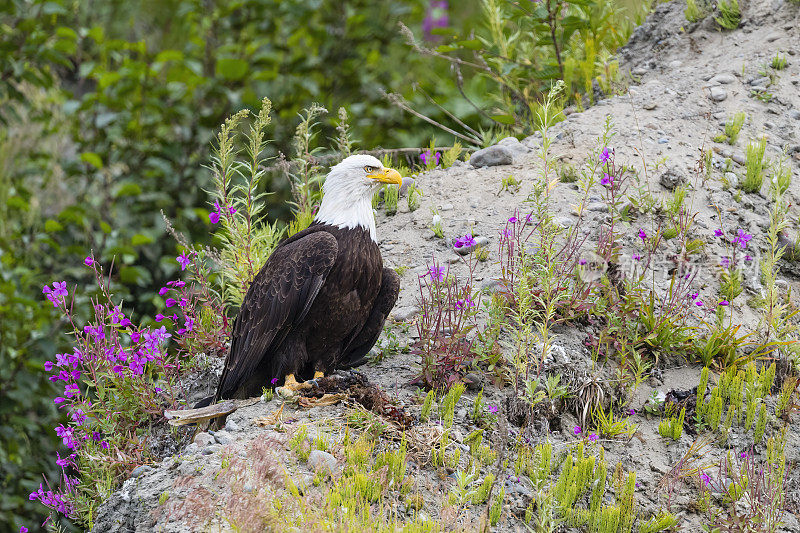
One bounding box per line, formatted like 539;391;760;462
383;90;482;146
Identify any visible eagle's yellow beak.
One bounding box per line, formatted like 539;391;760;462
369;167;403;186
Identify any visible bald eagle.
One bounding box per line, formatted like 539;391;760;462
208;154;402;403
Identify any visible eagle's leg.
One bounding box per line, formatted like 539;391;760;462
277;373;311;397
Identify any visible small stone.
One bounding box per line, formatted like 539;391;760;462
183;443;199;455
469;145;514;168
480;278;505;293
463;372;483;390
454;235;489;256
710;73;736;84
724;172;739;188
202;444;222;455
392;306;420;321
440;203;454;211
643;102;657;110
709;86;727;102
193;432;215;447
224;419;240;432
213;431;233;445
496;136;530;156
587;203;608;212
732;152;746;166
632;66;648;76
399;176;415;196
659;167;685;190
789;110;800;120
130;465;152;478
308;450;339;476
658;137;669;144
750;76;771;87
669;60;682;68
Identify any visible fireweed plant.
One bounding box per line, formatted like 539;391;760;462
412;253;482;389
32;258;198;526
29;99;291;528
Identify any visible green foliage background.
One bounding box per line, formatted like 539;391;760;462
0;0;645;529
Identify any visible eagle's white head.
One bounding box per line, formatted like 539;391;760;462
314;154;402;242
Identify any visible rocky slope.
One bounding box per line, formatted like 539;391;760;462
92;1;800;531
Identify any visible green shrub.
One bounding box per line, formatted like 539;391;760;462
741;138;767;193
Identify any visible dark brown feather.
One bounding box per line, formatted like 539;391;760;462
212;223;398;401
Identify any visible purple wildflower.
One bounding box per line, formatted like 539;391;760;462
486;404;499;414
176;252;191;271
588;433;598;442
573;426;582;435
454;234;476;249
714;229;723;237
508;216;518;223
638;229;647;241
733;229;752;249
600;147;611;163
718;300;729;306
428;265;445;282
84;256;93;267
601;173;612;186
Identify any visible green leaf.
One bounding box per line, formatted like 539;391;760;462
457;39;483;50
44;220;64;232
436;44;457;53
490;114;516;125
80;152;103;169
113;182;142;198
216;58;249;81
131;234;153;246
100;221;112;234
6;196;29;211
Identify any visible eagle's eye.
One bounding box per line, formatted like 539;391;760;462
364;165;377;173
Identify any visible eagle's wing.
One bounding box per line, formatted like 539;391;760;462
214;230;338;400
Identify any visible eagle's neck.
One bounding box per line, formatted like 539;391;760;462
314;190;377;242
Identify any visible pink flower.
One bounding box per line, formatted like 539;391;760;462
209;211;220;224
714;229;723;237
638;229;647;241
600;147;611;163
601;173;613;186
84;256;94;266
573;426;582;435
508;216;518;223
176;252;191;270
486;404;499;414
588;433;598;442
718;300;729;306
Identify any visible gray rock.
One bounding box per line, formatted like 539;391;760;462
658;137;669;144
392;306;420;321
709;86;727;102
659;167;686;190
632;66;648;76
750;76;771;87
213;431;233;445
202;444;222;455
724;172;739;188
440;203;454;211
453;235;489;256
224;419;240;432
480;278;506;293
463;372;483;390
308;450;339;476
399;176;415;196
470;145;514;168
193;432;215;447
710;73;736;84
790;109;800;120
496;136;530;156
587;203;608;212
130;465;152;478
